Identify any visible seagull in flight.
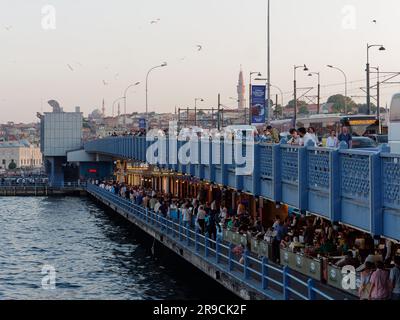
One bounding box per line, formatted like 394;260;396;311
372;19;377;24
67;64;74;71
4;25;12;31
197;45;203;51
103;80;109;86
150;18;160;24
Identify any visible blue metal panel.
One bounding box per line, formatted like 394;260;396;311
202;139;215;182
381;153;400;240
259;144;281;201
242;143;260;196
214;140;227;186
307;148;331;219
339;150;375;233
177;140;186;174
280;145;307;209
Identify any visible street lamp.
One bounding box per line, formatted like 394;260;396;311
308;72;321;114
370;66;382;134
327;65;348;114
249;72;262;125
123;81;141;127
294;64;309;125
367;44;385;115
194;98;204;126
112;97;125;127
146;62;167;131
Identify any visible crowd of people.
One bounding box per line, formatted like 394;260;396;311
256;125;353;149
94;179;399;300
261;212;400;300
104;124;355;149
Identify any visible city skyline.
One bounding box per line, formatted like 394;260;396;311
1;0;400;123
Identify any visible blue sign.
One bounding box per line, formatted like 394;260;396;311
139;118;146;129
251;85;266;125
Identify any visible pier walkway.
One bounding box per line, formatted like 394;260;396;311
87;183;356;301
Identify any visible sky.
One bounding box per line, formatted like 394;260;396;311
1;0;400;123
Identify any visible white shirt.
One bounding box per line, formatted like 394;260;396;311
302;133;316;147
182;208;191;222
154;202;161;213
326;136;338;148
197;209;206;220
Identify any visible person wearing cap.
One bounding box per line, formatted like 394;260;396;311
389;255;400;300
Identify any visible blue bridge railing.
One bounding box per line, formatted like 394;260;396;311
87;183;336;301
84;136;400;242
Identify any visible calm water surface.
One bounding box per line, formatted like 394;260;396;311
0;196;236;300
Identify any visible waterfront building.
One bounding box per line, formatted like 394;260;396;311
39;102;83;185
0;140;42;170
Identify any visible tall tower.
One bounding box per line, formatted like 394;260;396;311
237;67;246;109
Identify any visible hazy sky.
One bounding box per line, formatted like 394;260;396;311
1;0;400;123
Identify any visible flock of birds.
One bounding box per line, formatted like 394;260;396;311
61;18;204;86
2;17;380;88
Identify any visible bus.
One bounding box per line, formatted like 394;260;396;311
389;93;400;153
271;114;384;140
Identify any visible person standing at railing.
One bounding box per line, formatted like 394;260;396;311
338;126;353;149
182;203;191;229
389;256;400;300
265;126;281;144
298;127;315;147
149;195;157;211
196;205;206;234
288;128;301;146
326;130;339;148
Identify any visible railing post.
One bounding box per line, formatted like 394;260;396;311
262;257;269;290
283;266;289;300
244;250;249;280
205;235;209;257
186;225;190;246
307;279;316;301
179;220;183;241
229;243;234;271
195;228;199;252
216;238;220;264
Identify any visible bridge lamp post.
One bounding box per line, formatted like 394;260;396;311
366;44;385;115
327;65;348;115
123;82;141;127
194;98;204;126
308;72;321;114
146;62;167;132
294;64;309;125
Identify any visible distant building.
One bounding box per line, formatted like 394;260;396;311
0;140;42;170
40;103;83;186
237;67;246;109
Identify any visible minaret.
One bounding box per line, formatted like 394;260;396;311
237;66;246;109
117;102;121;118
102;99;106;117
